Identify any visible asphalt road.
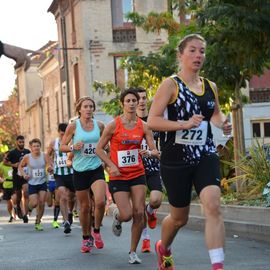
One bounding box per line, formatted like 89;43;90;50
0;202;269;270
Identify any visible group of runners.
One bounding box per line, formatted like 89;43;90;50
0;34;231;270
0;125;76;233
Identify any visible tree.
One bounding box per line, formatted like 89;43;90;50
93;81;122;117
96;1;270;187
0;88;20;150
95;3;203;116
129;1;270;178
197;0;270;185
123;52;177;98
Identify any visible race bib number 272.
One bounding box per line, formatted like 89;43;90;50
175;121;208;146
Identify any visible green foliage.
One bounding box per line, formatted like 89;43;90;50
93;81;122;117
225;140;270;198
0;88;19;148
126;11;180;35
93;49;178;116
122;51;177;99
197;0;270;91
221;192;267;206
96;1;270;119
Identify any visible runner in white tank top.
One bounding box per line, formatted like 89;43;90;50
19;138;53;231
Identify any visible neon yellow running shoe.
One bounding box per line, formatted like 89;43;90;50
35;223;44;231
52;221;60;228
73;210;79;218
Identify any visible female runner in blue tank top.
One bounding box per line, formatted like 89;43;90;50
60;97;106;253
148;34;232;270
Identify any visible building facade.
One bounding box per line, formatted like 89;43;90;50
213;73;270;148
17;41;60;148
48;0;168;118
17;0;168;148
16;1;270;151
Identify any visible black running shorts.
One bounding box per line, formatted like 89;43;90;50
73;165;105;191
54;174;75;193
161;153;221;207
109;174;146;195
145;172;163;192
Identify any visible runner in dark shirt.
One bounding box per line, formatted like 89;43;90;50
4;135;30;222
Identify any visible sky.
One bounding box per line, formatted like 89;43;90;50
0;0;58;100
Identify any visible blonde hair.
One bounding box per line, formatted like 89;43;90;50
75;96;96;116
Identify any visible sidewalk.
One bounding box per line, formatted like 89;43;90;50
157;202;270;243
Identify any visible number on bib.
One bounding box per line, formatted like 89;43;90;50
82;143;96;157
117;149;139;167
141;139;149;151
32;169;45;178
175;121;208;146
56;156;67;167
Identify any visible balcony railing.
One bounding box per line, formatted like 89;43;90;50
113;28;136;43
250;88;270;103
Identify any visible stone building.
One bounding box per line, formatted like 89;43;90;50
17;0;168;148
16;41;59;148
48;0;168;120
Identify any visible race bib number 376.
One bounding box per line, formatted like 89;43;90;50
117;149;139;167
175;121;208;146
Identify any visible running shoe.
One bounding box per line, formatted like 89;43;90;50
52;220;60;228
155;240;174;270
22;215;28;223
129;251;142;264
89;235;94;247
92;231;104;249
112;208;122;237
146;204;157;229
81;239;92;253
63;220;71;234
35;223;44;231
141;239;151;253
68;213;73;225
8;216;14;223
73;210;79;218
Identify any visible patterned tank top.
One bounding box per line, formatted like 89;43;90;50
160;75;217;166
140;116;160;175
53;138;73;175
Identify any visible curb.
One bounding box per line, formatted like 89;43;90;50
157;202;270;243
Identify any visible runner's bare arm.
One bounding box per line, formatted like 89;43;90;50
209;82;227;128
148;78;203;131
142;123;160;159
47;140;55;158
60;123;76;152
96;121;120;176
45;153;53;173
18;156;29;180
97;120;105;136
